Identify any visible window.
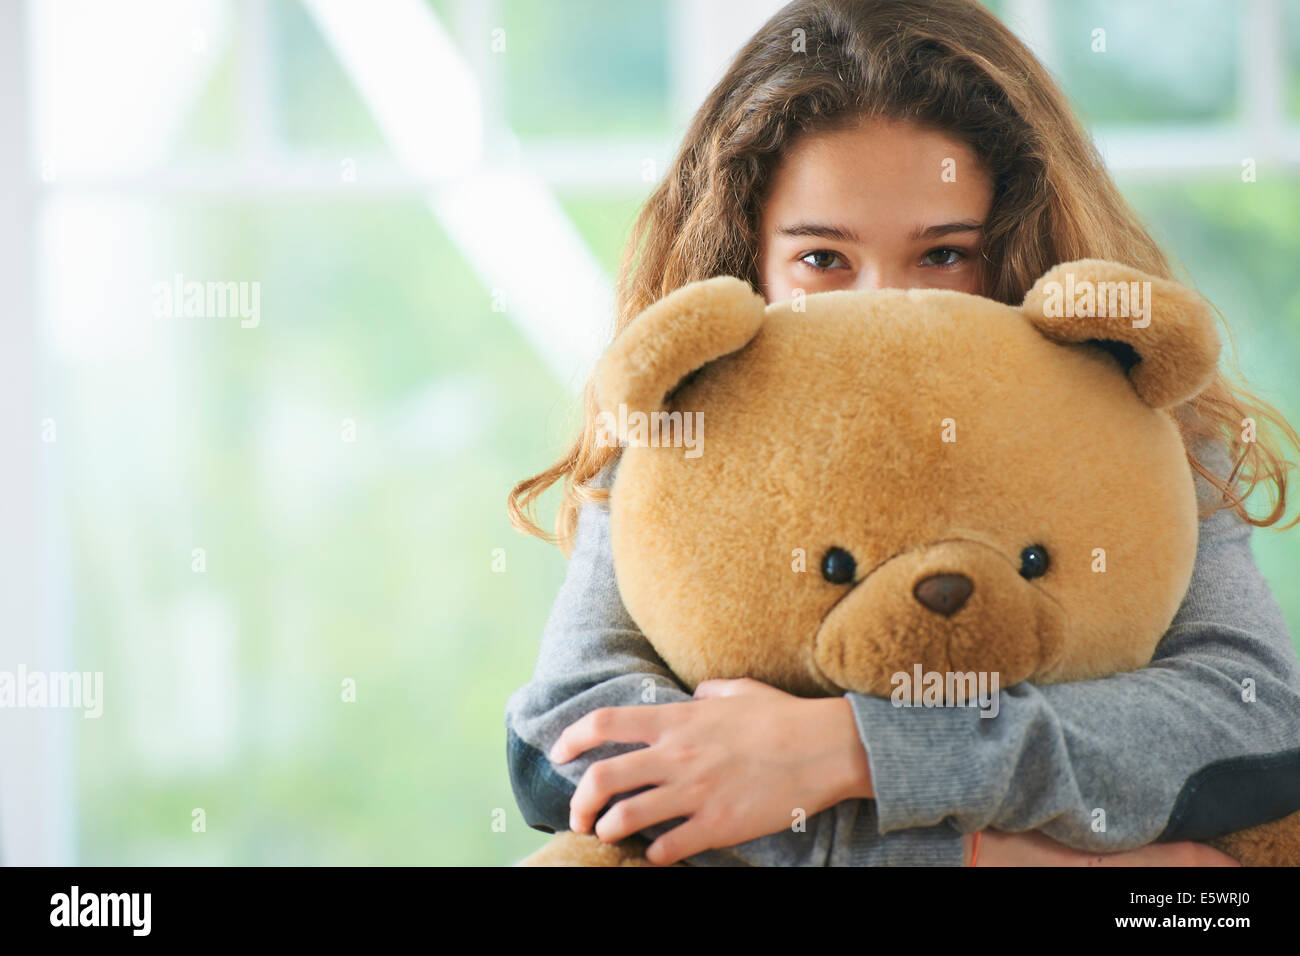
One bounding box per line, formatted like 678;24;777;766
4;0;1297;866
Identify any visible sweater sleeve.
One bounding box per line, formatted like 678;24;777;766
848;440;1300;852
504;462;964;866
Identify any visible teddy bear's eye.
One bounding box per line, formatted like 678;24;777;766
821;547;857;585
1019;544;1050;580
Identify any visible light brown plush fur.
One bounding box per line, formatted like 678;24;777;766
521;261;1300;866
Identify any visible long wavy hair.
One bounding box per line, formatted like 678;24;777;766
509;0;1299;552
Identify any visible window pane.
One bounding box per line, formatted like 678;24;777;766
47;198;568;864
1287;0;1300;119
1051;0;1239;124
1119;174;1300;635
270;0;388;150
501;0;671;138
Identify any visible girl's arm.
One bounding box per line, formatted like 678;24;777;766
850;440;1300;851
504;465;963;865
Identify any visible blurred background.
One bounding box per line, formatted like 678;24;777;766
1;0;1297;866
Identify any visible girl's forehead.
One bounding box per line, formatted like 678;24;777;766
762;119;992;231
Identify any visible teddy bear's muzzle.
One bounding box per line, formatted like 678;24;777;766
811;539;1066;700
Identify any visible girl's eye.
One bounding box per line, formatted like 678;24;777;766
922;247;965;268
799;250;846;271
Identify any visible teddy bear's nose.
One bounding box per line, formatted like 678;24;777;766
913;573;974;616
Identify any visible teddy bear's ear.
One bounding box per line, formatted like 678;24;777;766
1020;259;1221;409
594;276;766;438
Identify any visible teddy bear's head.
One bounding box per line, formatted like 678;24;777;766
594;260;1221;699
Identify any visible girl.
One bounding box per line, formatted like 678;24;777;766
505;0;1300;866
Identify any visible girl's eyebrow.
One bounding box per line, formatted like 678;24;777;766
775;222;862;243
910;220;985;241
776;220;985;242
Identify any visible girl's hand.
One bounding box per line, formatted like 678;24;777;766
549;678;874;865
967;829;1241;866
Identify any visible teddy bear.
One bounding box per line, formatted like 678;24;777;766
519;259;1300;866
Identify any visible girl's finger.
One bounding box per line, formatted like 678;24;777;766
592;785;696;846
568;748;667;834
691;679;731;698
691;676;759;697
645;817;720;866
693;678;761;699
548;704;667;764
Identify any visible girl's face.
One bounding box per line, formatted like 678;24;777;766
758;116;994;302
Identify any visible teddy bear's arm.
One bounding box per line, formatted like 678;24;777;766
847;443;1300;854
505;468;968;865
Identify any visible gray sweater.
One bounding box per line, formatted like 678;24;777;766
505;439;1300;865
